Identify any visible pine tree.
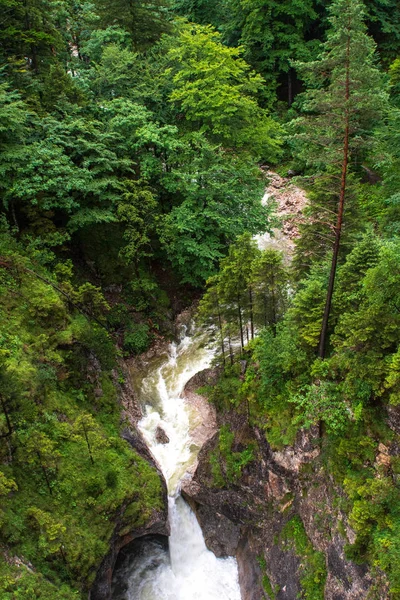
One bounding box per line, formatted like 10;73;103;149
94;0;171;49
218;234;261;350
251;249;288;331
0;0;62;75
291;0;388;358
198;275;229;365
220;0;320;107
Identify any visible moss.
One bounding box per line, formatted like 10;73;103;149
209;424;255;486
257;556;278;599
0;557;80;600
0;245;164;598
262;573;277;599
337;519;347;540
281;516;327;600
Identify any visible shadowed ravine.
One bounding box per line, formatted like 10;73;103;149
112;328;241;600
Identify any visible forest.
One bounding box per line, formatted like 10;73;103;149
1;0;400;598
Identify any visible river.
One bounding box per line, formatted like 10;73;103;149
112;328;242;600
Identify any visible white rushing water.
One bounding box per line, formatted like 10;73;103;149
112;330;241;600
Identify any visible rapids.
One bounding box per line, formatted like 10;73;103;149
112;329;241;600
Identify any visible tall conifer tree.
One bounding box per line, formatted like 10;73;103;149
291;0;388;358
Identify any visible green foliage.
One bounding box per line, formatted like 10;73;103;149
205;230;400;591
123;323;151;355
289;0;389;304
198;236;289;359
167;23;282;159
389;58;400;105
0;0;63;79
0;236;163;597
210;424;255;486
94;0;171;49
1;0;400;596
289;380;349;435
0;556;79;600
256;555;278;599
202;365;243;412
159;139;268;285
291;0;388;172
220;0;320;107
280;516;327;599
117;181;158;265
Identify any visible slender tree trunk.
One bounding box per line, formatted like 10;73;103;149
318;32;350;359
60;546;67;565
227;327;234;366
37;452;52;495
82;423;94;464
216;296;226;366
271;273;277;332
249;287;254;339
263;294;268;328
237;295;244;350
10;201;19;231
24;0;38;73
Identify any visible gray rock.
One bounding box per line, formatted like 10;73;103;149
155;426;170;445
182;417;381;600
387;405;400;434
183;494;240;557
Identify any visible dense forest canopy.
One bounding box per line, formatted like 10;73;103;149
1;0;400;597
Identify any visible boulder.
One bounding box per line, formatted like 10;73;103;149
155;426;170;444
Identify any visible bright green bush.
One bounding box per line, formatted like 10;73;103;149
123;323;151;355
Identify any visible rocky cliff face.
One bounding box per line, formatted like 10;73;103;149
181;372;383;600
90;363;170;600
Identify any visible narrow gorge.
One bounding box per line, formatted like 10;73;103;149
1;2;400;598
100;174;395;600
111;327;241;599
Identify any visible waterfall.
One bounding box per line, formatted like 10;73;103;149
112;330;241;600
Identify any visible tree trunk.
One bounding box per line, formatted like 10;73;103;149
37;452;53;495
249;287;254;339
237;295;244;350
82;423;94;464
216;296;226;366
318;32;350;359
227;327;234;365
263;294;268;328
271;271;277;327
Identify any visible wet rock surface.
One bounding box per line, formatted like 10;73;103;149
236;534;266;600
182;412;379;600
183;368;219;454
90;377;169;600
90;505;169;600
387;404;400;434
255;171;307;259
155;425;170;444
183;494;241;558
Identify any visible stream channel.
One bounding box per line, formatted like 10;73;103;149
112;327;242;600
